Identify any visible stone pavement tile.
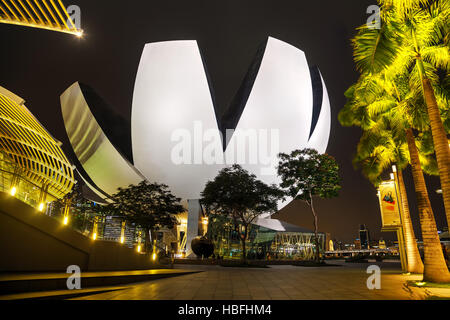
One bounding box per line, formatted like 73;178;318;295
251;294;271;300
213;294;233;300
174;291;196;300
270;295;291;300
232;295;253;300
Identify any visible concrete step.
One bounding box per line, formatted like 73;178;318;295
0;286;128;300
0;269;201;296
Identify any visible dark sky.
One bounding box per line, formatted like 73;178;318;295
0;0;446;242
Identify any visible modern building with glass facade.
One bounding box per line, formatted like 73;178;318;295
0;86;75;210
207;214;326;260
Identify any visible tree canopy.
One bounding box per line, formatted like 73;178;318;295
201;164;283;261
104;181;183;232
277;149;341;204
277;148;341;263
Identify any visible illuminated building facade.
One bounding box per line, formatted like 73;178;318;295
0;86;75;210
207;214;326;260
359;224;370;250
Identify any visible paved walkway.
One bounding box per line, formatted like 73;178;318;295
71;261;448;300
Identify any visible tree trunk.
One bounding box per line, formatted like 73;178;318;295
406;128;450;283
397;169;424;274
309;194;321;264
421;77;450;230
241;224;248;264
144;227;151;253
415;49;450;229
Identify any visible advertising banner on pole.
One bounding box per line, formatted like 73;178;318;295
378;181;402;229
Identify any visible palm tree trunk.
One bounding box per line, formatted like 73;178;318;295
406;128;450;283
416;55;450;229
397;169;424;273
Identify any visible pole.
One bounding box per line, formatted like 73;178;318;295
392;169;408;273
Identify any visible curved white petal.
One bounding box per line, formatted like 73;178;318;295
132;40;224;201
61;82;145;198
307;73;331;154
224;37;314;210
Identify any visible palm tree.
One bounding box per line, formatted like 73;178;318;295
352;0;450;228
339;72;450;281
352;127;424;274
405;127;450;282
340;79;424;273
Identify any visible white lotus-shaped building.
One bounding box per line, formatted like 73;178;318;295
61;37;331;212
132;37;330;210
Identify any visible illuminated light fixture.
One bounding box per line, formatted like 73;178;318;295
38;202;45;212
137;245;141;252
416;282;426;286
63;216;69;225
392;165;397;173
390;173;395;180
202;217;209;225
120;221;126;244
152;253;157;261
10;186;16;196
0;0;82;36
92;233;97;240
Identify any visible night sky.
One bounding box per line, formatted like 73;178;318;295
0;0;446;243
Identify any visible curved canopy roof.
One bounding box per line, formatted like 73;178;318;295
0;0;81;36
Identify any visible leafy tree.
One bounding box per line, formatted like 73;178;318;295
277;149;341;263
200;164;283;263
104;181;184;252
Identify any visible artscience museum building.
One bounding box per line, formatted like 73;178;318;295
60;37;332;258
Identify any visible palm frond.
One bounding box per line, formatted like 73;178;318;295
352;24;399;74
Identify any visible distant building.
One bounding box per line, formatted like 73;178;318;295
354;239;361;250
359;224;370;249
328;239;334;251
